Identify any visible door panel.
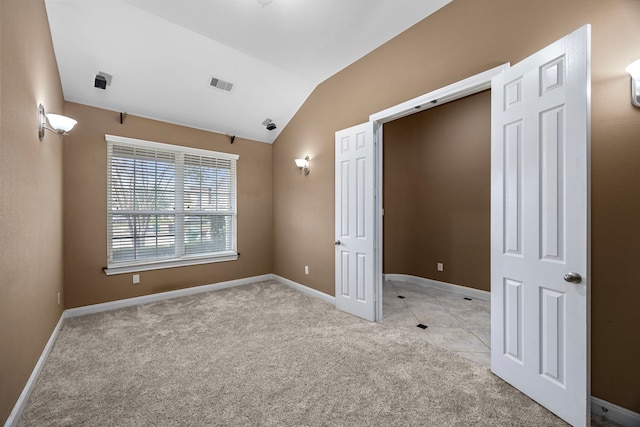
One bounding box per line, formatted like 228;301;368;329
491;25;590;427
335;122;376;321
504;121;523;256
504;278;523;362
540;105;565;261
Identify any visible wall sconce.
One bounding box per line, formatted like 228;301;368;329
295;156;310;175
38;104;77;140
625;59;640;107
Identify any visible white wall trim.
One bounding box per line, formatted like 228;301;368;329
272;274;335;305
369;63;509;124
105;134;240;160
65;274;273;318
4;313;65;427
384;274;491;301
592;396;640;427
103;252;239;276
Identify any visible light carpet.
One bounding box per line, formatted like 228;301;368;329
18;280;587;426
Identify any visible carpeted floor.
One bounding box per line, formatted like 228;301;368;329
17;280;606;426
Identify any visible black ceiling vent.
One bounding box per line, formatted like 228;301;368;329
209;77;234;93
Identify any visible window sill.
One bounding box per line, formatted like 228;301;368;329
103;253;238;275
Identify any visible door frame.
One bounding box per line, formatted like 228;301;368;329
368;63;509;321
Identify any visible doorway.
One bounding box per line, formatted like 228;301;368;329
381;89;492;366
369;64;508;321
333;65;506;323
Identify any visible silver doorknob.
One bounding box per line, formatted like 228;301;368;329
563;272;582;283
334;240;341;245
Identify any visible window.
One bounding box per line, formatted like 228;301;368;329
104;135;239;275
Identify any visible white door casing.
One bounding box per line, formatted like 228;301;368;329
491;25;590;427
335;122;376;322
334;65;507;323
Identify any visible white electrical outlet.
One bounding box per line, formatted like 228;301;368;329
133;274;140;284
304;266;309;275
437;262;444;272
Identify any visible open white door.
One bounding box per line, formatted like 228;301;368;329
335;122;376;322
491;25;590;427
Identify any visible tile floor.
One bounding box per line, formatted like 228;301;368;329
381;279;491;368
381;280;626;427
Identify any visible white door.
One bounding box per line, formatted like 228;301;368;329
491;25;590;427
335;122;376;321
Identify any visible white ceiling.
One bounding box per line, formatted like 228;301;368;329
45;0;452;143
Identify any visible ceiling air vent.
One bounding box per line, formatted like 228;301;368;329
209;77;234;93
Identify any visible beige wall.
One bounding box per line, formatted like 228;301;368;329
272;0;640;413
62;103;273;308
2;0;640;420
383;91;491;291
0;0;65;421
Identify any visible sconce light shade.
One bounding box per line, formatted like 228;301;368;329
39;104;77;140
295;156;310;175
46;113;77;132
625;59;640;107
625;59;640;79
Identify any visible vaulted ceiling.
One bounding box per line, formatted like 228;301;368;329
45;0;452;143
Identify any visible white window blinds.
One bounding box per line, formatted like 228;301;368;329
106;135;238;272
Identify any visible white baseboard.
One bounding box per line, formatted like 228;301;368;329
592;396;640;427
65;274;274;318
4;312;65;427
272;274;335;305
384;273;490;301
